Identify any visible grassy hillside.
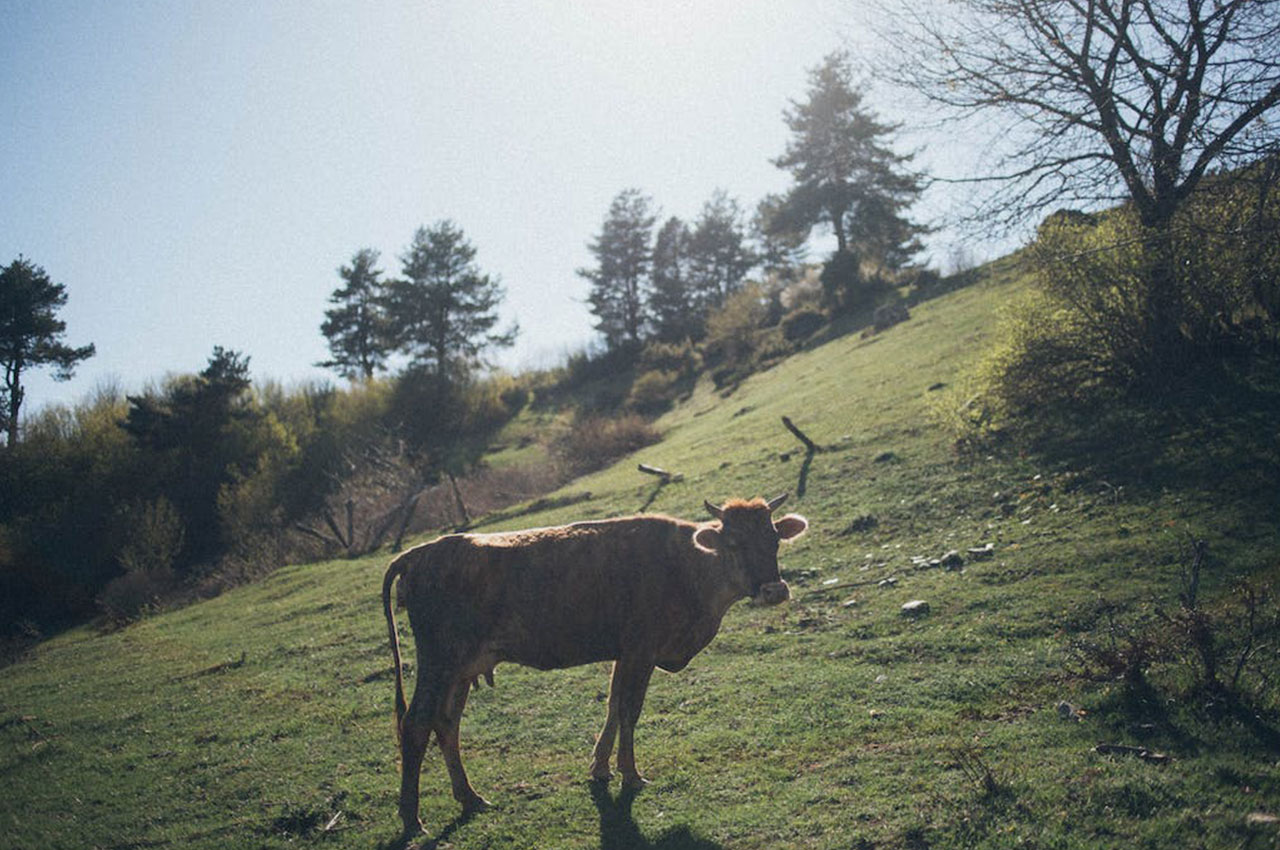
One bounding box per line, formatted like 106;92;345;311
3;267;1278;850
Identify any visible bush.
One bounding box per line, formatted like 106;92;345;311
118;497;185;575
553;413;661;475
703;283;771;368
781;306;826;341
982;172;1280;416
819;250;894;313
872;301;910;332
627;370;681;414
639;339;701;378
98;567;174;625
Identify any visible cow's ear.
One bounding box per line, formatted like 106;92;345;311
693;526;723;553
775;513;809;541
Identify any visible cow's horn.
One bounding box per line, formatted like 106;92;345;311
704;500;724;520
766;493;789;512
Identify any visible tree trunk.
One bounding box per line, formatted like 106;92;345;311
4;368;22;447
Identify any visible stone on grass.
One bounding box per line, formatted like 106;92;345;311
901;600;930;617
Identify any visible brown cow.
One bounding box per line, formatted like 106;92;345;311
381;494;808;837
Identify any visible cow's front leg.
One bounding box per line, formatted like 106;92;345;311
613;658;655;790
590;661;622;781
437;677;490;816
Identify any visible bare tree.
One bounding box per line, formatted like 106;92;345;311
873;0;1280;233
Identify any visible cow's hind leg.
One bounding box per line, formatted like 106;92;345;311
437;677;490;816
398;680;438;838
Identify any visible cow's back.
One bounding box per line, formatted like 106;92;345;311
399;516;705;670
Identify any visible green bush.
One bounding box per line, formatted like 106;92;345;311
626;369;681;414
552;413;660;475
781;306;826;341
979;171;1280;417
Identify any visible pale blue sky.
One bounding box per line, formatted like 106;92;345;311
2;0;983;414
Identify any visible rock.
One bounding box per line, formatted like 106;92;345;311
940;550;965;570
901;600;930;617
841;598;859;608
967;543;996;560
878;577;898;588
1246;813;1280;827
874;451;898;463
1056;701;1079;721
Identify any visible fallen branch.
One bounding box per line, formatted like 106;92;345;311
781;416;820;453
638;463;682;481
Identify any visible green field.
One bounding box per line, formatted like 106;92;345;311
3;268;1278;849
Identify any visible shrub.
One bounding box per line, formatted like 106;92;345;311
553;413;660;475
639;339;701;378
781;306;826;341
98;567;174;625
118;497;185;575
627;369;681;415
703;283;771;368
872;301;910;332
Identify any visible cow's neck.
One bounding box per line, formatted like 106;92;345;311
693;548;750;618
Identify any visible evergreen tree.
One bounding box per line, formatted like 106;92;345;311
687;190;757;310
384;221;516;379
318;248;390;380
120;347;257;564
754;195;809;285
579;189;655;350
648;216;702;342
0;256;95;447
771;52;924;265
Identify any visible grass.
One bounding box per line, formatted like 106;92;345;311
3;267;1279;849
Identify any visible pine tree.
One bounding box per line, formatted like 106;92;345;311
384;221;516;379
770;52;924;265
648;217;702;343
686;190;757;310
0;256;95;446
579;189;655;350
318;248;390;380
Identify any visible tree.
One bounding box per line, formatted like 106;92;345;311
874;0;1280;362
0;256;95;447
648;216;702;342
687;190;758;310
384;221;516;379
318;248;390;380
770;52;925;265
874;0;1280;234
579;189;656;350
754;195;809;286
121;347;258;564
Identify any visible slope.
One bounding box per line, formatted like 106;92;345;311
2;265;1278;850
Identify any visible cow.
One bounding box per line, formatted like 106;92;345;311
380;493;809;838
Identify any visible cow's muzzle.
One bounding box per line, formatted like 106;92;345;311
753;580;790;606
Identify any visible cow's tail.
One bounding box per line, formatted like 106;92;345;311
382;553;409;743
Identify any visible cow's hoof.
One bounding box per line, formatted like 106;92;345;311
621;774;649;792
461;794;491;817
399;819;425;844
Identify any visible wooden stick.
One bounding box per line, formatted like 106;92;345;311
638;463;672;478
782;416;819;453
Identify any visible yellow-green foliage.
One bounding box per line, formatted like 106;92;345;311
626;369;680;414
977;172;1280;417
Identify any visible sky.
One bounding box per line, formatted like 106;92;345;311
2;0;995;416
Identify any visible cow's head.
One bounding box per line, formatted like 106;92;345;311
694;494;808;605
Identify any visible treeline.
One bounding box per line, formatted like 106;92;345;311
0;218;537;638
